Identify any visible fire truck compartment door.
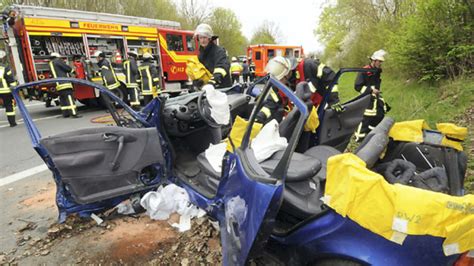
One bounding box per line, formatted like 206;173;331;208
40;126;165;204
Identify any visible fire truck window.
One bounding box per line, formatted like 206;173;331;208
285;48;293;57
267;49;275;59
166;34;184;51
255;51;261;60
186;35;195;52
276;49;283;57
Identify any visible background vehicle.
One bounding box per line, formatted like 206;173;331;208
247;44;304;77
2;5;198;105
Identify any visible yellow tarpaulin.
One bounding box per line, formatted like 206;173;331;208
388;120;429;143
388;120;467;151
325;153;474;255
225;116;262;152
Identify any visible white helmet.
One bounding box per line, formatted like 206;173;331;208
231;57;237;62
127;51;138;57
0;50;6;59
194;23;214;39
93;51;104;58
50;52;61;58
265;56;297;80
142;52;153;59
370;49;386;61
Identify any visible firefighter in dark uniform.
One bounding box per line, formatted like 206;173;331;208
138;52;160;105
123;51;140;109
255;56;296;124
49;52;79;118
194;23;231;88
294;57;339;107
249;58;256;82
94;51;121;96
354;49;390;142
0;50;18;127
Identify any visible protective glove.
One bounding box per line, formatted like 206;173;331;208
210;73;223;86
331;102;345;113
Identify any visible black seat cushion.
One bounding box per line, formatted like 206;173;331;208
281;178;325;220
260;150;322;182
303;145;341;181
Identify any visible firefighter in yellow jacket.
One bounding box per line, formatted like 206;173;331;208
49;52;79;118
230;57;243;84
0;50;18;127
139;52;160;105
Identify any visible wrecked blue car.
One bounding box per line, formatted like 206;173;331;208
13;71;470;265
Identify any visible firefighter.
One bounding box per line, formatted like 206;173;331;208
354;49;390;142
94;51;121;95
255;56;296;124
294;57;339;107
230;57;243;84
249;58;256;82
49;52;79;118
194;23;231;88
138;52;160;105
0;50;18;127
123;51;140;109
242;59;250;84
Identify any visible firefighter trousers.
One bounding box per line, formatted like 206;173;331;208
354;94;389;142
127;87;140;108
231;74;240;84
58;89;78;117
0;93;16;126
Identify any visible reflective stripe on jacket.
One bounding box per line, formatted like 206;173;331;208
49;59;73;91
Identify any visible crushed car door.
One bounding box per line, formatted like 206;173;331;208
40;126;165;204
13;78;166;206
316;69;373;152
216;76;309;265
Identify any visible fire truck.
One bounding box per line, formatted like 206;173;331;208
2;5;198;106
247;44;304;77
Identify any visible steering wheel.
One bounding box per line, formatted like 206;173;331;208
197;90;223;128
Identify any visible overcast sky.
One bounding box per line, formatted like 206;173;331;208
206;0;325;53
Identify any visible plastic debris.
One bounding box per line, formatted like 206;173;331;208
140;184;206;232
116;201;136;215
90;213;103;225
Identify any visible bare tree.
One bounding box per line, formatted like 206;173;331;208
178;0;213;29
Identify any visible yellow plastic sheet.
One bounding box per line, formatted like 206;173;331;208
437;123;468;151
225;116;262;152
436;123;468;141
186;58;212;83
388;120;429;143
388;120;467;151
325;153;474;254
304;106;320;133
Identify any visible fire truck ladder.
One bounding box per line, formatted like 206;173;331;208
11;4;181;29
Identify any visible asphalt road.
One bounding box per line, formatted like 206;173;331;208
0;100;111;180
